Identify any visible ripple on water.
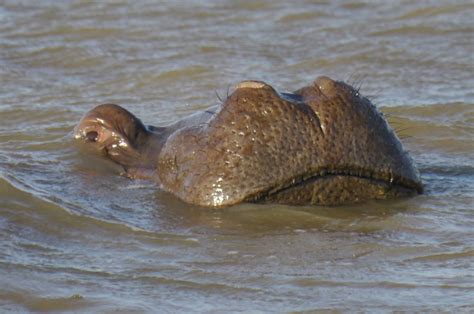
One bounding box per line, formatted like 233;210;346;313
1;0;473;312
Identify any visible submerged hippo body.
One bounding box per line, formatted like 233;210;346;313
74;76;422;207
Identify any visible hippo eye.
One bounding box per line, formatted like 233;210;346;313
85;131;99;142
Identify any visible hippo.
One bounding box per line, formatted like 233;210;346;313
74;76;422;207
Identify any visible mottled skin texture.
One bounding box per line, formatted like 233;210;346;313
74;76;422;207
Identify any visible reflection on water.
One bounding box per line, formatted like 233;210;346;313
1;0;473;312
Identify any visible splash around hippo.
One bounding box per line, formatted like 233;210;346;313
74;76;423;207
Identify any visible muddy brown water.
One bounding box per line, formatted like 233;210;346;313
1;1;473;312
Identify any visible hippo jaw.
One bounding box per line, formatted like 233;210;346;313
157;77;423;207
248;76;423;206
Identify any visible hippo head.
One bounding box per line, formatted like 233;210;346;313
74;76;422;207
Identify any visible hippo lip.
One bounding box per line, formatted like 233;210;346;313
324;168;421;192
268;167;423;196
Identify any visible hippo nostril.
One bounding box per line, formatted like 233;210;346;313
85;131;99;142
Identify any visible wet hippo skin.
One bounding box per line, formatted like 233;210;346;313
74;76;423;207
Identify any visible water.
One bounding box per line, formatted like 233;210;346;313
1;0;473;312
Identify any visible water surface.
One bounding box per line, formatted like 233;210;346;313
1;0;473;312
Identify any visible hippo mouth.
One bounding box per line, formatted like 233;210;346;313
258;167;423;205
309;167;423;191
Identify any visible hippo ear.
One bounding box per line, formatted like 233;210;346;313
74;104;155;171
157;81;324;207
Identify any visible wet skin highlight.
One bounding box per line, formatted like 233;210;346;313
74;76;423;207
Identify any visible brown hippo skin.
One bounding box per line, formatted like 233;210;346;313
74;76;423;207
